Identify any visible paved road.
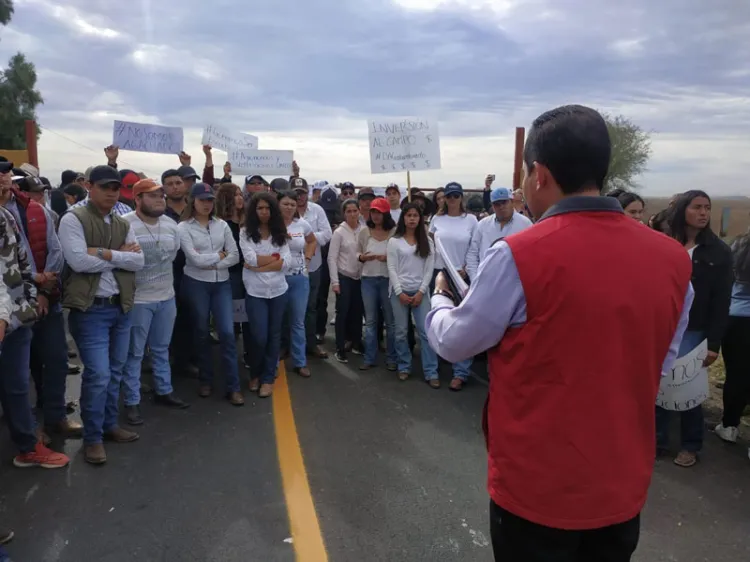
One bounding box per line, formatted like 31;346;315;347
1;341;749;561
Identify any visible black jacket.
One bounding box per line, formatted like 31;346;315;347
687;236;733;352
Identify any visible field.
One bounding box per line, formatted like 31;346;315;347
644;196;750;240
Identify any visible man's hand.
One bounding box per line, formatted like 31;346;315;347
178;151;191;166
412;291;423;307
704;350;719;368
292;160;300;177
457;268;468;280
223;161;232;176
484;174;494;190
202;144;212;156
434;271;452;295
0;319;6;343
104;145;119;164
37;294;49;317
398;293;412;306
119;243;142;253
332;284;341;295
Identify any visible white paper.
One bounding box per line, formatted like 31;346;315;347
112;120;184;155
368;117;441;174
232;299;247;323
201;124;258;152
228;149;294;176
435;237;469;299
656;339;709;411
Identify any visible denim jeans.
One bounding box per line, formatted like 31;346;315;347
246;293;288;384
68;303;132;445
285;274;310;368
123;298;177;405
307;267;323;348
30;304;69;424
180;276;239;393
335;275;363;352
0;544;8;561
656;330;706;452
0;327;37;453
390;291;439;379
361;276;396;366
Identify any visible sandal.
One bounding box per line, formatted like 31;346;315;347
674;450;697;468
249;378;260;392
398;372;409;381
295;366;311;378
427;379;441;389
449;377;464;391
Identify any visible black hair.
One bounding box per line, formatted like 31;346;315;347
341;198;359;218
49;188;68;218
277;190;301;219
667;190;716;246
394;203;431;259
366;210;396;230
62;183;87;202
161;169;181;184
524;104;611;194
245;191;288;247
649;209;672;235
607;189;645;211
180;194;215;222
431;187;445;208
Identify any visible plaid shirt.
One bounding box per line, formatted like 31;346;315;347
70;196;133;217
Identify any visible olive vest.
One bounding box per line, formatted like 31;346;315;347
62;203;136;312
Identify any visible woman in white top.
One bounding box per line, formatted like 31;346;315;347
357;197;397;371
387;203;438;385
327;199;363;363
428;181;478;391
177;182;241;404
278;190;316;378
239;192;292;398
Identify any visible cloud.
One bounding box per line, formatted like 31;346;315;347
0;0;748;195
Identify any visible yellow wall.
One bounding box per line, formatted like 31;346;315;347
0;150;29;165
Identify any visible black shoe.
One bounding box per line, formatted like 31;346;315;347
67;350;77;359
154;393;190;409
173;362;200;379
334;351;348;363
66;401;77;414
67;363;82;375
0;527;14;545
125;405;144;426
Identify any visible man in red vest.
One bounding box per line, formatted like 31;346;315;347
426;105;694;561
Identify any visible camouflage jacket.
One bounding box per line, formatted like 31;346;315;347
0;206;38;333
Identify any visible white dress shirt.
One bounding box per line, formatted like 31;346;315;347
239;229;292;299
328;221;363;285
58;210;145;298
301;202;332;273
177;217;239;283
466;212;533;280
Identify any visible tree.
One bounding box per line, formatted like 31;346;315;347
602;113;652;192
0;0;44;149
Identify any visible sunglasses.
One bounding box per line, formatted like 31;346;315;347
96;182;121;191
342;189;354;195
248;181;264;186
446;193;462;199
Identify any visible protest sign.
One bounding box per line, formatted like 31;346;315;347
656;339;709;411
368;117;441;174
113;121;184;155
228;149;294;176
233;299;247;323
201;124;258;152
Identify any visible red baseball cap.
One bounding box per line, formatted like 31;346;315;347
369;197;391;214
120;171;140;201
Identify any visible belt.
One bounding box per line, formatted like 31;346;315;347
92;295;121;306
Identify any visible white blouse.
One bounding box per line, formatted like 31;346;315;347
239;228;292;299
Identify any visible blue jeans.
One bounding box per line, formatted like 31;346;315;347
285;275;310;368
68;303;132;445
30;304;69;424
361;276;396;366
0;327;36;453
180;276;239;393
246;293;288;384
123;298;177;405
656;330;706;452
390;291;438;379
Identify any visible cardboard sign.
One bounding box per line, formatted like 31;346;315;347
113;120;184;155
368;117;441;174
656;339;709;411
228;149;294;176
233;299;247;323
201;124;258;152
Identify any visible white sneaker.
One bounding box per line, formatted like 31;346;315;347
714;423;739;443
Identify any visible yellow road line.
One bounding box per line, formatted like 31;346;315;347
273;362;329;561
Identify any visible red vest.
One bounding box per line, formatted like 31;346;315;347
486;209;691;530
11;189;48;272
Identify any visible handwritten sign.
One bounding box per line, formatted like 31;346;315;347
368;117;441;174
656;339;709;411
228;149;294;176
201;124;258;152
113;120;184;155
233;299;247;323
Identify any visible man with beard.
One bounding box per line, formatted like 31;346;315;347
121;179;189;425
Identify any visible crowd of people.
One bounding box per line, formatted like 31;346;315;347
0;120;748;559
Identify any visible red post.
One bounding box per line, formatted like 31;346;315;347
25;119;38;168
512;127;525;190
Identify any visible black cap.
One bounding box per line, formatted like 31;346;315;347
291;177;309;192
61;170;80;186
245;174;268;186
190;182;215;200
177;165;200;180
39;176;51;187
161;169;181;184
88;165;122;187
319;187;339;212
270;178;290;193
358;187;375;201
0;161;14;174
18;176;46;193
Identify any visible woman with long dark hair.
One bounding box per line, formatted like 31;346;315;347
658;190;733;467
607;189;646;222
240;192;291;398
387;203;438;385
177;183;241;404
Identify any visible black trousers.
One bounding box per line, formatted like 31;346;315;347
721;315;750;427
334;275;363;352
490;501;640;562
316;244;332;336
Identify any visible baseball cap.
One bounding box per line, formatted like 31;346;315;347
161;169;181;184
467;194;485;213
18;175;46;193
370;198;391;214
133;179;163;198
385;183;400;193
191;182;215;200
119;170;141;201
84;166;95;181
291;177;309;192
444;182;463;196
358;187;375;201
61;170;81;186
270;178;290;193
245;174;268;186
319;187;339;212
339;181;355;193
177;165;200;180
490;187;512;203
0;161;13;174
88;165;122;187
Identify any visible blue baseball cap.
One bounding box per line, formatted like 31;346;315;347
490;187;512;203
444;182;463;196
191;182;215;200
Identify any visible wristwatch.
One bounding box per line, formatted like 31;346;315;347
96;248;104;258
433;289;453;298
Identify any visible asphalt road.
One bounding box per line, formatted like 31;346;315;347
1;337;749;561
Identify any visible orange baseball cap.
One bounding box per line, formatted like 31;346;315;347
133;178;163;198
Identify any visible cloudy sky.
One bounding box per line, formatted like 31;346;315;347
1;0;749;195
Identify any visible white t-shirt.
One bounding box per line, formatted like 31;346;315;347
285;218;313;276
429;213;478;271
390;208;402;225
123;212;181;304
386;236;435;295
687;245;698;259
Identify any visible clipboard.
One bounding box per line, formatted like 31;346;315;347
435;237;469;305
